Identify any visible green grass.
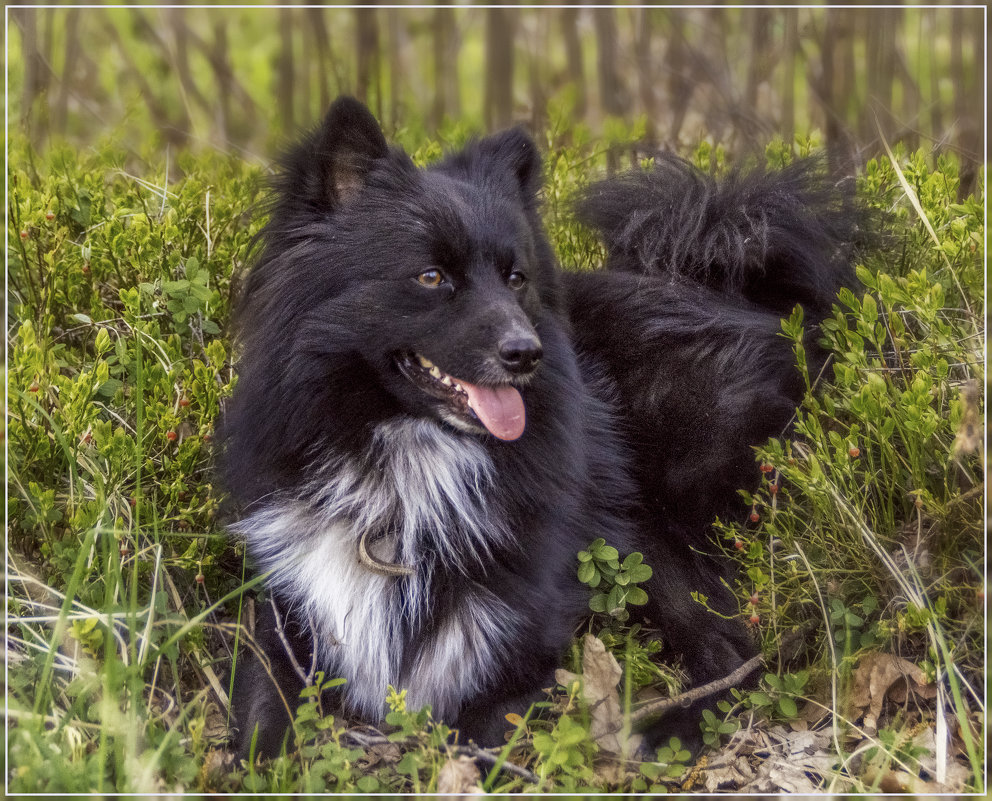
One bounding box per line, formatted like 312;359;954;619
6;124;984;793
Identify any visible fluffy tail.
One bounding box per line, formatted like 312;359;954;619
575;154;864;321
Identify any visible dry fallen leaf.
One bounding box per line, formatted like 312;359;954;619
850;653;935;733
363;741;402;767
437;755;483;794
556;633;640;756
952;380;981;459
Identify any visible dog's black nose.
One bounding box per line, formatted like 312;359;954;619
499;336;543;374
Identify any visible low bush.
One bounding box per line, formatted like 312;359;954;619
6;126;983;792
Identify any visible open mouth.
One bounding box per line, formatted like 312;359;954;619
395;352;526;441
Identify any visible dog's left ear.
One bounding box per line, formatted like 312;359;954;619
476;127;543;205
313;96;389;207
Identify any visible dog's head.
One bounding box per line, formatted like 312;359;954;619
239;97;564;447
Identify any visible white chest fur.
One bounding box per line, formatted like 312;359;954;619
234;419;519;721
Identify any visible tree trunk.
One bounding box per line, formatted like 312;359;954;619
924;7;943;152
212;19;231;143
278;7;295;130
431;8;451;126
307;8;331;113
14;8;42;136
635;7;657;144
866;7;899;143
388;11;403;130
484;6;515;129
54;7;81;136
526;14;548;132
781;8;798;148
355;6;382;120
744;3;772;112
560;7;586;119
953;7;982;199
665;10;693;145
592;4;626;172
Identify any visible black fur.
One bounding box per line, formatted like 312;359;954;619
221;97;861;758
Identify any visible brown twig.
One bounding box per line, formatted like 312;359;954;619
630;652;764;725
269;595;314;687
629;624;815;727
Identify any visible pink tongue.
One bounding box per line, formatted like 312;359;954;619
460;382;526;441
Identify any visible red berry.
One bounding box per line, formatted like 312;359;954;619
769;483;779;494
166;430;178;442
848;447;860;458
129;497;137;508
202;433;212;443
45;211;55;221
119;544;129;556
28;381;39;393
178;397;190;408
195;573;205;584
749;511;760;523
749;613;760;624
734;539;745;551
750;593;760;605
760;463;774;473
81;264;91;275
19;230;28;239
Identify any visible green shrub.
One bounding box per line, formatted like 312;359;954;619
6;130;984;793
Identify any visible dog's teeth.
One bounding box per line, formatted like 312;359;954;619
440;375;452;386
429;366;441;379
453;383;464;393
417;355;432;368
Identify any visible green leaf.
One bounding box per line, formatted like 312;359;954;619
597;545;619;562
777;696;798;719
577;560;596;585
588;594;608;613
625;586;649;606
96;379;123;399
640;761;664;780
748;691;771;707
861;294;878;322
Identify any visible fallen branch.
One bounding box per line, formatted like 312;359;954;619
630;624;813;726
630;651;764;724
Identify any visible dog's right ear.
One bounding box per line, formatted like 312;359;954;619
311;96;388;208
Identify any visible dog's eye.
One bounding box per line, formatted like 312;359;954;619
507;271;526;290
416;269;445;288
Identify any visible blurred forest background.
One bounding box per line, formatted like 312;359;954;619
9;3;986;193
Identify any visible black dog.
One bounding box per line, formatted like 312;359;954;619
221;97;859;757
